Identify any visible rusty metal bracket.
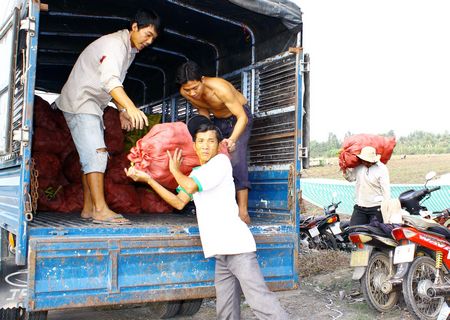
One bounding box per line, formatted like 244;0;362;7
289;47;303;55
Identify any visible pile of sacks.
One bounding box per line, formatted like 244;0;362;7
32;95;172;214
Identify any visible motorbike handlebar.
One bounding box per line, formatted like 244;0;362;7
427;186;441;193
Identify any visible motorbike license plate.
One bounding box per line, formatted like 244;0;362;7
330;222;342;235
393;244;415;264
309;226;320;238
350;249;370;267
437;301;450;320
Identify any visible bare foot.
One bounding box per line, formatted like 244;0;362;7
92;207;130;224
81;207;94;220
239;211;251;225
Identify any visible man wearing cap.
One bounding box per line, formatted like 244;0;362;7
344;146;391;226
175;61;252;225
125;116;288;320
54;10;160;224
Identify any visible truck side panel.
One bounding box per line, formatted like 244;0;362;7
27;232;295;310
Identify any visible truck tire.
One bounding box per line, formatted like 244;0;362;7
402;255;444;320
23;311;48;320
148;301;181;319
178;299;203;316
0;307;23;320
361;251;399;312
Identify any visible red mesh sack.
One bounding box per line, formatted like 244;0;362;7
62;151;82;183
34;95;59;131
127;122;201;189
32;126;70;155
104;181;141;214
105;153;132;185
33;152;62;180
34;95;71;136
37;175;67;212
103;107;124;155
339;134;396;171
59;184;84;213
137;187;172;213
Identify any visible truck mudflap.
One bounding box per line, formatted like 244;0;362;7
25;230;296;311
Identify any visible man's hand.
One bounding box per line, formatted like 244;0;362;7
239;211;251;225
124;166;152;183
222;138;236;153
119;111;133;131
167;148;183;174
124;106;149;130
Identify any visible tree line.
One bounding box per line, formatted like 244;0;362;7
309;130;450;158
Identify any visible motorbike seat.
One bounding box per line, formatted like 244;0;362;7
403;215;439;230
427;225;450;241
347;224;392;238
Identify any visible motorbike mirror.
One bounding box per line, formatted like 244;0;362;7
332;191;338;202
425;171;436;181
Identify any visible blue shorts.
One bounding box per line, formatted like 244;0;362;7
63;112;108;174
212;105;252;191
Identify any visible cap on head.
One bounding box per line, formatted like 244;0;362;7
357;146;381;163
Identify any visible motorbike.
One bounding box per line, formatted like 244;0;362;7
390;171;449;320
348;223;405;312
346;171;443;313
318;200;356;251
392;213;450;320
300;197;352;251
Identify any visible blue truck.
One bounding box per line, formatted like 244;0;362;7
0;0;309;318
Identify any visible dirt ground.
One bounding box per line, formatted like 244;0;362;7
47;256;415;320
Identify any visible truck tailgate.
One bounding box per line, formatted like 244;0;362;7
26;213;296;311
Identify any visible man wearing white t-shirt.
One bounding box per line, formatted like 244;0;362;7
125;115;287;320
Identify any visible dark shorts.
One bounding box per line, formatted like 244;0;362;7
212;105;252;191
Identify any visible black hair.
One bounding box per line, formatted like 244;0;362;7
176;61;202;85
193;124;223;142
131;9;161;35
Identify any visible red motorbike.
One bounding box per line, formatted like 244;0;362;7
392;212;450;320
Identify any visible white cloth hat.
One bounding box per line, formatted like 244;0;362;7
357;146;381;163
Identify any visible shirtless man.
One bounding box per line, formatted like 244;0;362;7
175;61;252;224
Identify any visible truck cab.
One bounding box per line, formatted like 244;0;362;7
0;0;309;318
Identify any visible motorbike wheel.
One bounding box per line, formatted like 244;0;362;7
318;230;337;250
299;231;317;251
403;255;445;320
361;251;399;312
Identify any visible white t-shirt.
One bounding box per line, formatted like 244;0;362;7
189;154;256;258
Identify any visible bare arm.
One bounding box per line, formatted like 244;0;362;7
124;166;190;210
214;91;247;142
343;168;356;182
110;87;148;130
167;149;199;194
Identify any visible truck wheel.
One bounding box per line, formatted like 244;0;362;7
361;251;399;312
23;311;48;320
0;307;23;320
402;255;444;320
178;299;203;316
148;301;181;319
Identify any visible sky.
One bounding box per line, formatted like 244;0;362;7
293;0;450;142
